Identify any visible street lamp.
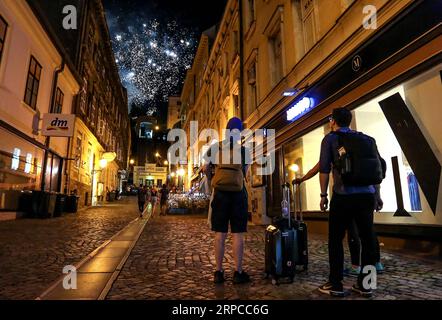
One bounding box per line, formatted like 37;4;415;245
130;159;135;165
155;152;160;158
155;125;160;131
99;159;108;169
164;160;169;166
289;164;299;173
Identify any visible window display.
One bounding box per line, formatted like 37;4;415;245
282;65;442;215
0;127;43;190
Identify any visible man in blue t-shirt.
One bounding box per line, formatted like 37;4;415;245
317;107;382;298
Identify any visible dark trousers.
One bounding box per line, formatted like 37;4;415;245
329;193;377;286
138;201;145;213
347;220;381;266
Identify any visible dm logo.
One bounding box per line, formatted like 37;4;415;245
46;117;69;132
42;114;75;137
352;55;362;72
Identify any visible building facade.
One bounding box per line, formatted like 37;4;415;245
181;0;442;235
180;2;244;189
0;0;80;215
27;0;131;207
167;96;182;130
133;163;168;188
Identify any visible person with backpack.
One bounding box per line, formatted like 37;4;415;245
294;163;385;277
317;107;385;298
208;117;251;285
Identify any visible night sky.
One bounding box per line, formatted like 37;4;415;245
103;0;228;121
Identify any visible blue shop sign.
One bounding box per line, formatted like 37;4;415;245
286;97;315;122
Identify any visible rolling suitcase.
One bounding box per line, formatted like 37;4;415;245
265;183;297;285
292;181;308;270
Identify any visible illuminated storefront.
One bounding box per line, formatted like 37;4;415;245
282;66;442;227
257;1;442;233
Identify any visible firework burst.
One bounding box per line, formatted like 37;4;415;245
108;16;197;114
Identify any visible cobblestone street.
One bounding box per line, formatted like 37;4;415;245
0;197;140;300
107;214;442;300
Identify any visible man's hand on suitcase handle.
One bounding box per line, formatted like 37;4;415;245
320;195;329;212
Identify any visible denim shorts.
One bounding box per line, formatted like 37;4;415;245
210;188;248;233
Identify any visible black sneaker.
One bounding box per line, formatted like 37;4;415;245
318;282;345;297
214;271;225;284
351;284;373;298
233;271;251;284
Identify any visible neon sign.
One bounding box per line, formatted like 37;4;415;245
286;97;315;122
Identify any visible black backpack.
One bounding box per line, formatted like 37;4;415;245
333;131;386;186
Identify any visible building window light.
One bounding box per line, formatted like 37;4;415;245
11;148;20;170
25;153;32;173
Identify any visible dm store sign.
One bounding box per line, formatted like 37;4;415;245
42;114;75;137
286;97;315;122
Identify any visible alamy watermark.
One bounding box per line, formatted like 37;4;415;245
62;5;77;30
167;122;276;176
62;265;77;290
363;5;378;30
362;265;377;290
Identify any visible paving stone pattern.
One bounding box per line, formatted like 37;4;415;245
107;215;442;300
0;197;140;300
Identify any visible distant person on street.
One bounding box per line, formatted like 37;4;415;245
150;186;159;217
160;184;169;216
137;185;147;217
208;117;251;285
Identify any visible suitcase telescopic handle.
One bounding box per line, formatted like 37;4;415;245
292;181;303;221
281;183;291;228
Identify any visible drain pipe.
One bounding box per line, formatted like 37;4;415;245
239;0;245;122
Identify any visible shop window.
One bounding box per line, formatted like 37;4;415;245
0;15;8;67
24;153;32;174
282;65;442;215
24;56;42;109
0;128;43;190
52;87;64;113
284;126;327;212
11;148;20;171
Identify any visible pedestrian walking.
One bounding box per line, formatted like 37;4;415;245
160;184;169;216
137;185;147;217
316;107;386;297
150;186;159;217
208;117;251;285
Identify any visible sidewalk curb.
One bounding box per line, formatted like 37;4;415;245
35;206;152;300
97;215;150;300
